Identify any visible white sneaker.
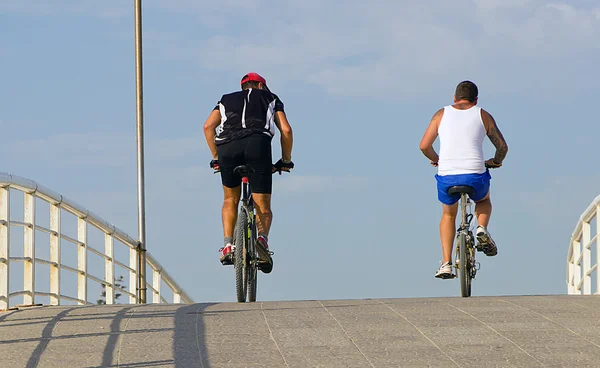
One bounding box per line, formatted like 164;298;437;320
476;226;498;256
435;262;455;279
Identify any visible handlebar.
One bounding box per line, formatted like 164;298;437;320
484;162;501;169
212;164;292;175
430;161;501;169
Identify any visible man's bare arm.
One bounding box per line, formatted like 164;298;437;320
481;109;508;164
419;108;443;164
274;111;293;162
203;110;221;160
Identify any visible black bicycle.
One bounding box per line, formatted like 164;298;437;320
232;165;260;302
230;164;291;303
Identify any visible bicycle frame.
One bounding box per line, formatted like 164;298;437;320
457;193;474;236
241;177;256;240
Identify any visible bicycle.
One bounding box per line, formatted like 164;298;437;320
447;184;478;297
449;163;499;297
231;165;261;302
218;164;290;303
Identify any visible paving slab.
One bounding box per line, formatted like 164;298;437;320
1;296;600;367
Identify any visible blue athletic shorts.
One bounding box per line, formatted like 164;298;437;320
435;170;491;205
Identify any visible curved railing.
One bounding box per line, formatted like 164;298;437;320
567;194;600;295
0;173;193;309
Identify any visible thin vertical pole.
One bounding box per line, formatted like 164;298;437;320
0;187;10;310
134;0;147;304
23;193;35;305
49;204;61;305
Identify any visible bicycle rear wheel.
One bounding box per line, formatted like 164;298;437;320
458;232;471;297
234;210;248;303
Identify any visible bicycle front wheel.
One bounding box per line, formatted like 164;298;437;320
458;232;471;297
247;227;258;302
234;210;248;303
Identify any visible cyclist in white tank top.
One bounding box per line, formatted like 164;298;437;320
419;81;509;279
437;105;486;176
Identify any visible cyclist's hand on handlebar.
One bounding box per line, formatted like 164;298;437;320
484;158;502;169
273;158;294;175
210;159;220;173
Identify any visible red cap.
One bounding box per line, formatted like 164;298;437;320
241;72;267;86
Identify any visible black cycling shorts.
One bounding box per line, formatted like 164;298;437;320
217;134;273;194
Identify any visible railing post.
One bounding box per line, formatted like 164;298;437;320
23;192;35;305
105;234;114;304
49;204;61;305
583;221;591;294
597;205;600;294
567;260;574;294
129;247;137;304
78;217;87;305
0;186;10;310
573;238;582;294
153;269;161;304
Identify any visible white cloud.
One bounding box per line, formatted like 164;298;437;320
138;1;600;99
475;0;536;12
3;1;599;99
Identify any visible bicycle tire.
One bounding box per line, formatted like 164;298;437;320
234;210;248;303
247;222;258;302
467;234;475;293
458;231;471;297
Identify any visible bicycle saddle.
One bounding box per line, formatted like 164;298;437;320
233;165;255;177
447;186;475;195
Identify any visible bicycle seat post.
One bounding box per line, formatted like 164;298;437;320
234;165;255;205
241;176;249;204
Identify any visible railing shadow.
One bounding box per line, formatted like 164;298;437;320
101;306;137;367
174;303;215;368
25;307;78;368
0;303;217;367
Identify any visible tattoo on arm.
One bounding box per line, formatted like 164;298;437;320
486;114;508;163
419;108;443;159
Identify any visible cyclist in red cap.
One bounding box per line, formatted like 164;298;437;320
203;72;294;274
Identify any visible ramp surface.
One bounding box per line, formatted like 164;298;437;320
1;295;599;367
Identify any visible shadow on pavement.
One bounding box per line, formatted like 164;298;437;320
174;303;216;368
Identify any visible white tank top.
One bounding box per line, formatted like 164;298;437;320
437;105;486;176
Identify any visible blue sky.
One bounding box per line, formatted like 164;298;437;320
1;1;600;303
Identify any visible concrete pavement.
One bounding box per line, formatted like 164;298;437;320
1;295;599;367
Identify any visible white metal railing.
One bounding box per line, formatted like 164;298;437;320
567;194;600;295
0;173;193;309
